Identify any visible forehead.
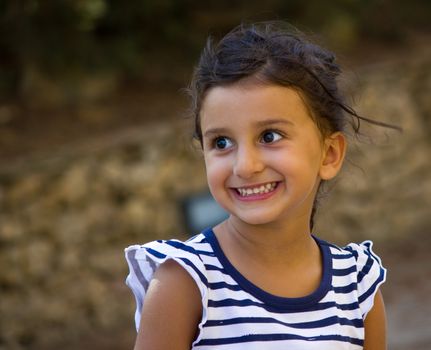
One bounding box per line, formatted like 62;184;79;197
200;83;315;130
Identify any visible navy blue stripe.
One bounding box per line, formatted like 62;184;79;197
209;281;357;295
344;246;359;260
365;242;383;264
358;268;385;304
178;257;209;286
196;332;363;346
185;233;202;243
196;236;208;244
209;281;242;291
208;298;359;313
204;315;363;329
204;229;333;310
204;264;225;272
332;265;356;276
145;248;209;286
331;253;354;260
145;247;166;259
333;282;357;294
317;240;342;251
358;253;373;284
164;240;215;257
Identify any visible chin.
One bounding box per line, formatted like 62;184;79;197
232;211;281;226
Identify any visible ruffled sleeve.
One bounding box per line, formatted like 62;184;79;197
345;240;387;319
124;239;208;331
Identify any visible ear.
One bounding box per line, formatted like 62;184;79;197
319;132;346;180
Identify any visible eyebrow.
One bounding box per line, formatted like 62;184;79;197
255;118;294;127
203;118;294;138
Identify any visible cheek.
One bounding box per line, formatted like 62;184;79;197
204;157;232;206
204;156;229;186
269;147;322;178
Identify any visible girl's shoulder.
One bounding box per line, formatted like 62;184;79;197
124;232;213;330
318;237;387;318
125;232;213;282
124;231;213;290
323;238;386;276
316;236;384;262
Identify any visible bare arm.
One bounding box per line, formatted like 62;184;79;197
134;259;202;350
364;289;387;350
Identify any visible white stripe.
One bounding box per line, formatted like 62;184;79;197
202;322;362;340
194;339;363;350
125;233;386;349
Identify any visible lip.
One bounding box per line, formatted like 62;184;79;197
232;181;276;190
230;181;281;202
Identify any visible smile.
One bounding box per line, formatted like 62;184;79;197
235;182;278;197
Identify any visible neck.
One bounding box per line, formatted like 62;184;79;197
215;214;317;267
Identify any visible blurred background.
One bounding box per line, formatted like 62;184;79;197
0;1;430;349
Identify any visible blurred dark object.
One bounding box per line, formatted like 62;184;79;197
181;191;229;235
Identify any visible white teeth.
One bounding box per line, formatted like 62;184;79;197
236;182;277;197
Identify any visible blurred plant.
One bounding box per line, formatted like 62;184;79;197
0;0;429;102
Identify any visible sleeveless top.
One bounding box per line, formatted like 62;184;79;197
125;228;386;349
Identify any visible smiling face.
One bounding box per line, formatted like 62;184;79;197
200;83;345;230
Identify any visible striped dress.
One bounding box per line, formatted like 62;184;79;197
125;228;386;349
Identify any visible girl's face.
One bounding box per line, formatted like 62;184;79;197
200;83;344;228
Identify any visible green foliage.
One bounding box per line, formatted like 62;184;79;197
0;0;429;100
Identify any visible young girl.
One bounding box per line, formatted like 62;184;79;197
125;21;387;350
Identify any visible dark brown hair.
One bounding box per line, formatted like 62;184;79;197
187;21;398;229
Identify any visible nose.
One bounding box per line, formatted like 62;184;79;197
233;144;265;179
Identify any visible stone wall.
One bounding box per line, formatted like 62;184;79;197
0;55;430;349
0;122;208;349
315;56;431;243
